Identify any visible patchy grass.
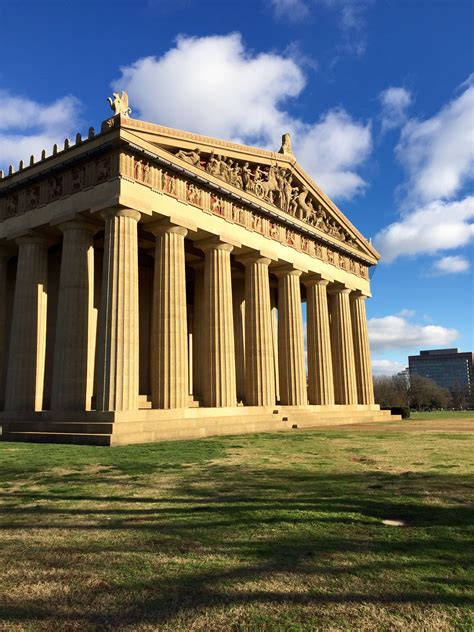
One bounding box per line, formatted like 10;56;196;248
0;421;473;631
410;410;474;421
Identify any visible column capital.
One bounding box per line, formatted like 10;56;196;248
236;251;273;267
57;219;100;235
302;272;332;287
196;236;234;254
14;231;52;248
273;263;304;278
327;282;353;295
101;207;141;222
351;289;370;300
146;219;188;238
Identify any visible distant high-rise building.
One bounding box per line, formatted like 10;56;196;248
408;349;474;395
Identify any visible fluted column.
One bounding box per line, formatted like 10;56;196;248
0;249;11;410
304;275;335;405
239;254;275;406
50;222;97;411
270;287;280;403
232;275;246;403
5;235;49;411
351;292;375;405
150;222;188;409
276;266;307;406
198;238;236;407
328;285;357;405
192;262;205;400
95;208;140;411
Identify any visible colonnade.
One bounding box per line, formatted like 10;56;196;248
0;208;374;414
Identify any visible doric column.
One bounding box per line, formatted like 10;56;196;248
95;208;140;411
192;262;205;400
150;222;188;409
0;249;11;410
238;253;275;407
50;221;97;411
232;275;246;403
328;285;357;405
351;292;375;405
270;287;280;403
5;234;49;411
198;238;236;407
304;275;335;405
276;265;307;406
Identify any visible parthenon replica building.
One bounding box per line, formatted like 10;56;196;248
0;93;394;445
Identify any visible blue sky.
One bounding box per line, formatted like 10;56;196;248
1;0;473;375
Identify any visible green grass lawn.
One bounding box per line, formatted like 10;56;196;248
410;410;474;421
1;420;473;631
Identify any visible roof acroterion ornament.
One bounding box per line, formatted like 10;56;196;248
278;132;294;157
107;90;132;117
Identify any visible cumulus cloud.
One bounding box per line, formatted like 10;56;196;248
429;255;471;276
368;314;459;352
113;33;372;200
374;196;474;262
296;109;372;199
375;76;474;263
0;91;80;170
371;359;406;376
379;86;412;132
397;77;474;204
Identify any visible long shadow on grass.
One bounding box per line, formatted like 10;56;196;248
1;468;473;628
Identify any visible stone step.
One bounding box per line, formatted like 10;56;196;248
1;431;112;446
0;409;401;446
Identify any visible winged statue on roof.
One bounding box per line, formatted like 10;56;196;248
107;90;132;117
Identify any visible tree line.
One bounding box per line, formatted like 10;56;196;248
373;374;471;411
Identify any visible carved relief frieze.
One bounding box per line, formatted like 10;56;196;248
117;150;370;279
48;175;63;201
71;166;86;193
27;185;40;209
0;151;119;220
164;146;361;252
96;156;111;182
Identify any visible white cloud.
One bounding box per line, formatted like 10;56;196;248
269;0;371;55
397;77;474;204
379;87;412;131
430;255;471;276
371;359;405;376
375;76;474;263
374;196;474;262
368;314;459;352
113;33;372;200
397;308;416;318
295;109;372;199
269;0;309;19
115;34;304;145
0;91;80;170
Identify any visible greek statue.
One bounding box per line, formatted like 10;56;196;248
278;132;293;156
107;91;132;117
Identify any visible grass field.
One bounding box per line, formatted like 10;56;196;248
1;416;473;631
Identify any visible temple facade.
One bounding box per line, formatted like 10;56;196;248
0;94;394;445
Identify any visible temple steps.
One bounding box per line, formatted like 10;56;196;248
0;408;400;446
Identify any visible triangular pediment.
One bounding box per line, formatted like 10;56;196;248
118;118;379;263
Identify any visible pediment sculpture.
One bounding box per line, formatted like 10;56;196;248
168;146;358;249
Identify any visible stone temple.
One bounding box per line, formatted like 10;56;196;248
0;92;395;445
